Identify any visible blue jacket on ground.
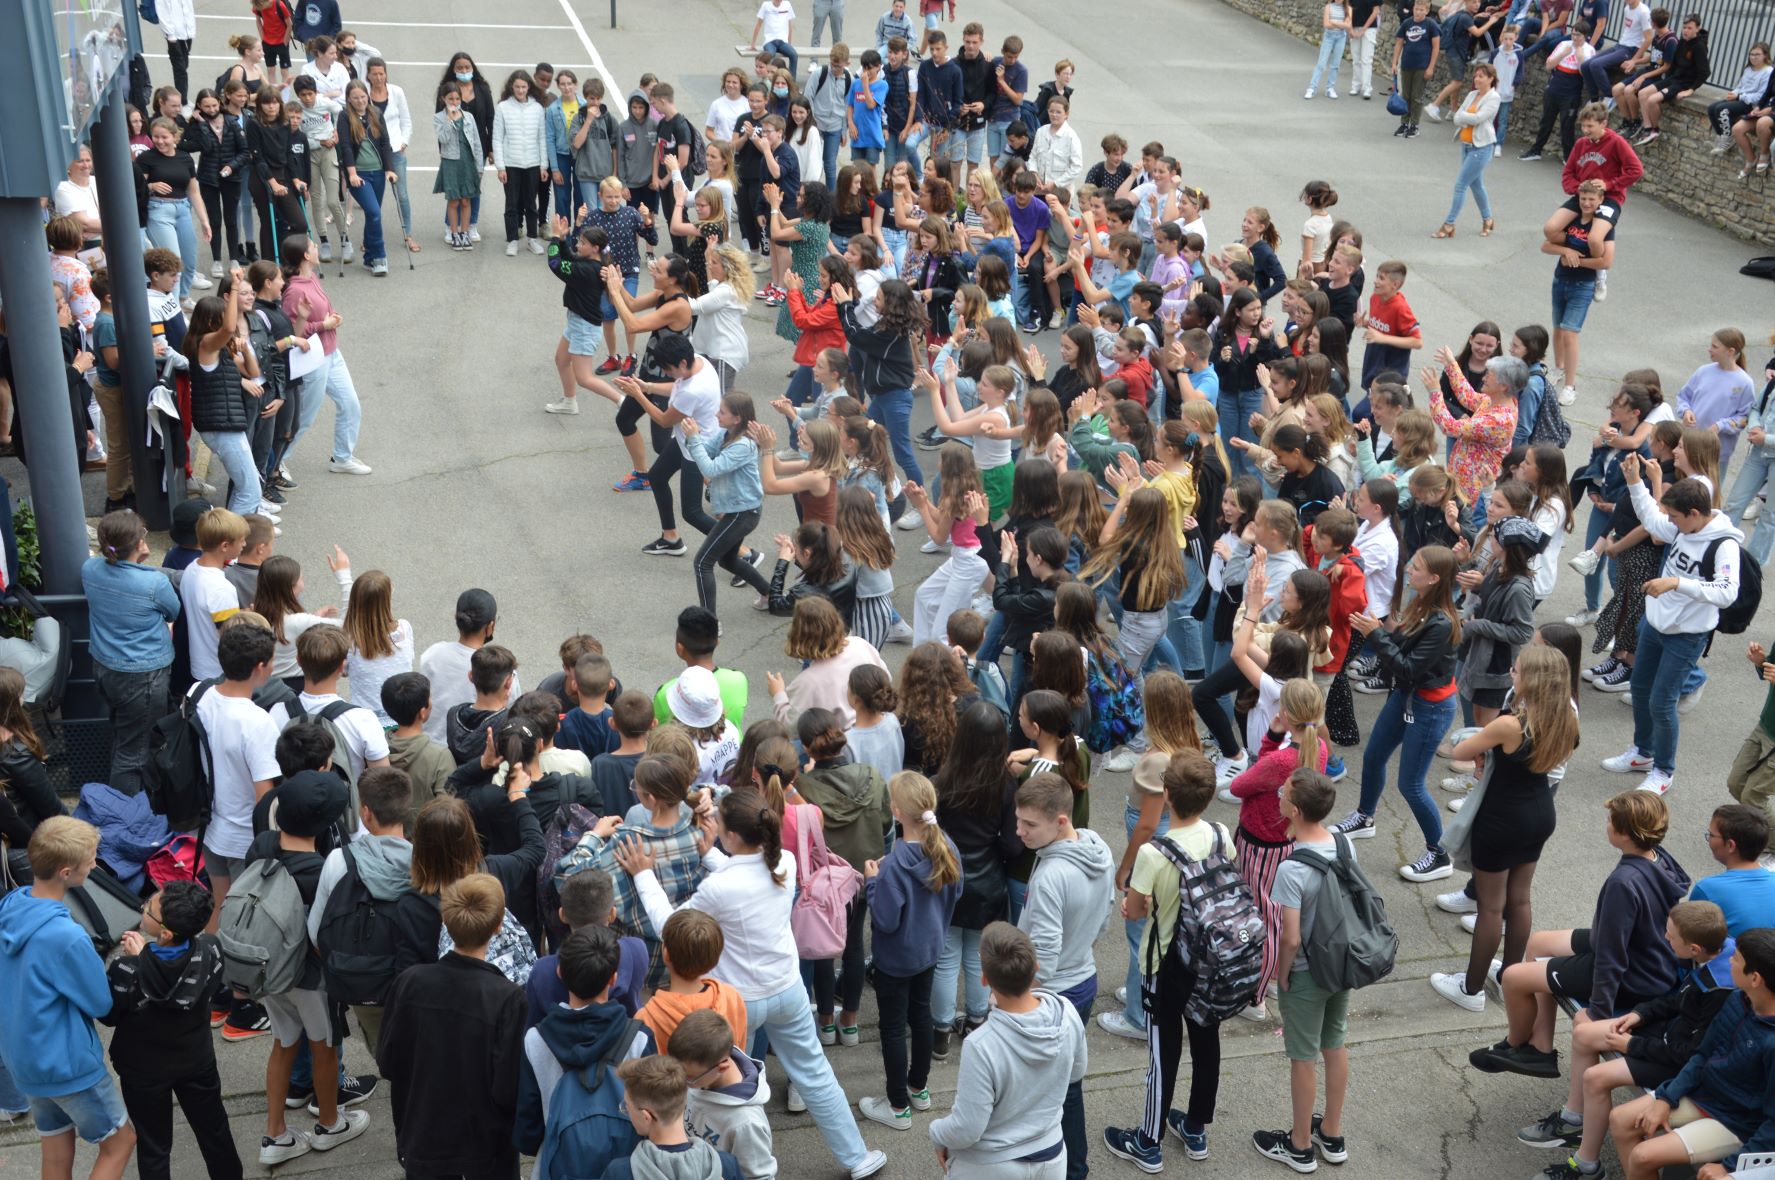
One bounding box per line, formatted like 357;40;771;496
0;887;113;1096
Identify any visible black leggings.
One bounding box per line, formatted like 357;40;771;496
872;964;936;1111
697;509;771;612
503;168;541;241
1193;660;1248;757
615;392;672;451
736;177;764;250
121;1065;241;1180
200;179;244;263
813;896;868;1017
1529;92;1581;157
1467;860;1539;993
249;174;307;260
648;444;713;535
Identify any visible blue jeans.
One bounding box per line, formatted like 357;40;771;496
933;925;987;1027
1218;388;1265;478
1581;43;1635;100
1496;98;1513;142
146;198;199;298
1728;448;1775;564
346;170;387;264
1357;688;1455;851
883;133;920;179
1582;506;1614;611
551;154;575;224
851;144;883;166
867;386;923;485
1120;800;1171;1030
762;39;799;75
819;128;844;191
289;1039;348;1092
1310;29;1348;91
988;119;1014;162
1007;877;1028;924
199;430;261;514
746;984;869;1167
1630;622;1707;773
1446;142;1494;224
389;150;414;238
1168;551;1208;673
882;225;911;277
291;349;364;462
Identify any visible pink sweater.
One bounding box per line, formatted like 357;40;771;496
771;636;888;728
1229;731;1329;843
282;272;338;355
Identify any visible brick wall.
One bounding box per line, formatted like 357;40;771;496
1219;0;1775;246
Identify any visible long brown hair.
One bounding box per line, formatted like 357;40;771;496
1020;689;1087;797
252;555;304;644
1053;581;1113;663
0;668;43;760
720;791;787;885
835;486;895;572
1055;469;1106;551
343;570;398;661
1399;545;1463;646
898;643;971;767
1515;646;1581;773
409;796;482;894
1030;630;1087;709
1083;488;1186;610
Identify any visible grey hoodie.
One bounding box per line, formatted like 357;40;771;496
568;101;621;186
617;91;659;189
630;1139;724;1180
929;991;1087;1167
307;833;413;945
686;1049;776;1180
1020;829;1115;993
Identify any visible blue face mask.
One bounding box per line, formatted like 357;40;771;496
455;70;474;82
773;86;789;97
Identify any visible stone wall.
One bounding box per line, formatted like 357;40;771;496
1218;0;1775;246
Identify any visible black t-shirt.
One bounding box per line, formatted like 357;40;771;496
1084;160;1131;194
1317;277;1358;333
1279;464;1345;525
1351;0;1382;26
732;113;767;181
655;113;694;182
137;149;197;193
875;189;917;232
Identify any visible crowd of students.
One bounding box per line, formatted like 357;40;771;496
8;1;1775;1179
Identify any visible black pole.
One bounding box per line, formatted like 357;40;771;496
611;0;617;30
92;81;172;532
0;201;90;596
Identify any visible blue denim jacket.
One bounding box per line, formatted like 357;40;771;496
81;556;179;672
683;430;764;516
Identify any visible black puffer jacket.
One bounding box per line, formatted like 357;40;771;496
188;348;249;433
179;116;250;188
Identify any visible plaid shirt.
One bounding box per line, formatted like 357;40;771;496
555;814;705;943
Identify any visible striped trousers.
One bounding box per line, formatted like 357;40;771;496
1235;825;1295;1003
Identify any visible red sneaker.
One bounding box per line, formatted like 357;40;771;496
620;354;637;376
595;355;622;375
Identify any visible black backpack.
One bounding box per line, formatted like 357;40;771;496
1701;536;1763;635
146;680;218;832
314;846;403;1005
1526;366;1573;448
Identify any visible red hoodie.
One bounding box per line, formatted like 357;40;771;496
1114;355;1154;408
1304;538;1369;675
1562;129;1645;205
785;288;846;367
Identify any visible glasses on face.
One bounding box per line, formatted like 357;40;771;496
685;1061;725;1088
140;902;163;926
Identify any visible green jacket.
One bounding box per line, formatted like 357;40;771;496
796;760;893;873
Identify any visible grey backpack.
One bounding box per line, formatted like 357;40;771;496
217;857;309;999
1286;833;1398;993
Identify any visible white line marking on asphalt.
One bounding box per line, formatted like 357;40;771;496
193;15;575;27
550;0;621;106
147;53;595;69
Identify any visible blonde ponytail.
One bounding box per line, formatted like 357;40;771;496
889;772;960;891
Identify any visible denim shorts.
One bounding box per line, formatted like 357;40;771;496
1550;277;1596;333
600;273;639;322
924;9;941;26
30;1078;130;1144
946;126;986;164
562;310;602;356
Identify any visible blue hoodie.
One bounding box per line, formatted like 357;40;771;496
0;888;113;1096
864;835;962;977
1656;989;1775;1169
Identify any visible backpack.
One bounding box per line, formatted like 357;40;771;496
683;122;709;179
539;802;602;947
146;833;207;890
1142;826;1267;1025
146;679;217;832
315;847;403;1006
138;0;160;24
439;907;536;985
289;698;363;831
1285;833;1398;993
217;856;310;999
1525;366;1573;448
1741;256;1775;283
1701;536;1763;635
65;863;148;954
1084;650;1144;755
534;1017;644;1180
789;803;862;959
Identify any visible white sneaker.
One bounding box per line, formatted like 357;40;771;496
1096;1010;1146;1040
342;242;355;264
1565;608;1599;627
1747;499;1763;522
1215;750;1249;787
1237;1001;1269;1022
1714;132;1736;155
469;227;481;243
1678;684;1705;713
328;455;373;475
1327;86;1338;99
1436;890;1477;914
1430;971;1485;1012
1304;88;1315;99
786;1083;807;1113
308;1109;369;1151
318;241;333;263
895;507;925;531
1460;913;1478;933
505;240;520;257
1448;794;1466;812
210;260;225;278
1593;271;1608;301
189;272;213;290
1424;103;1443;122
918;536;945;555
849;1149;889;1179
1601;747;1653;774
1559;384;1578;406
1440;773;1476;793
1115;985;1129;1005
530;237;548;255
543;397;580;415
258;1131;311;1166
445;227;456;244
884;619;914;645
1568;548;1602;577
1217;786;1239;805
1635;768;1673;795
859;1096;912;1131
1102;746;1140;773
256;501;282;520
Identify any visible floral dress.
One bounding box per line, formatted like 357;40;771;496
775;218;831;346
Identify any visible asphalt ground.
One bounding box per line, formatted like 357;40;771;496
2;0;1770;1174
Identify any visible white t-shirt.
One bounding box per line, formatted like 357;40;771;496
1353;518;1399;619
1620;1;1653;49
181;563;240;681
756;0;795;44
706;94;750;141
196;688;282;859
345;619;415;726
419;641;524;743
1302;212;1333;261
1245;673;1283;760
974;404;1012;470
53;179;101;227
670;359;723;452
694;720;742;787
1530;498;1568;602
1648;402;1677;425
270;691;390;780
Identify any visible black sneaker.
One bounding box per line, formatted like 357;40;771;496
1593;663;1632;693
730;547;764;587
1516;1109;1583;1149
931;1026;953;1062
1352;673;1389;695
1348;653;1379;679
1538;1158;1600;1180
916;426;946;451
1404;125;1420;138
284;1084;314;1110
273;471;299;490
1330;810;1374;839
641;536;687;557
1519;149;1543;161
1581;656;1617;683
307;1074;378;1116
260;483;287;505
1102;1127;1163;1173
1252;1129;1318;1173
1400;846;1452;882
221;1000;272;1041
1393;123;1408;137
1469;1040;1560;1078
1311;1115;1346;1165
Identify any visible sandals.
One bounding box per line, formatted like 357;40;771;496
405;236;421;253
1432;223;1457;239
1480;218;1495;237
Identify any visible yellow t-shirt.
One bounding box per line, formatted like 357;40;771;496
1129;818;1235;967
1145;466;1198;548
